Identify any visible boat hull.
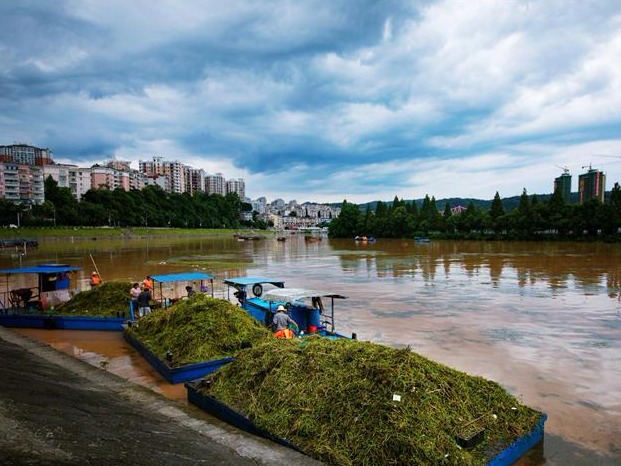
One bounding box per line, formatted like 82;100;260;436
123;331;233;384
0;313;126;330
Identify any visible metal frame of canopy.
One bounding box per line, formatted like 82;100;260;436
261;287;348;334
149;271;215;308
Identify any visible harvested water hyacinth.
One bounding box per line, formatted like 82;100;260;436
59;281;131;316
199;337;543;466
125;294;272;367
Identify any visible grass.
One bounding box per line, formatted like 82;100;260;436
125;295;272;367
199;337;543;466
58;281;131;316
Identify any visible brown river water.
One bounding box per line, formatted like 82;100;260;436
1;234;620;465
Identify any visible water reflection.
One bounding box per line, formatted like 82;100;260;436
1;236;619;465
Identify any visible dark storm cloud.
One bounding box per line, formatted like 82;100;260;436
2;0;621;202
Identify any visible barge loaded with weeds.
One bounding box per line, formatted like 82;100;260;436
0;265;130;330
124;294;273;382
188;337;546;466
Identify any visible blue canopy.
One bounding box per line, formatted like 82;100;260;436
0;264;82;275
223;277;285;288
150;272;214;283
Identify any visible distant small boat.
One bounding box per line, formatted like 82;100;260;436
355;236;376;243
0;238;38;248
276;236;286;242
414;236;430;244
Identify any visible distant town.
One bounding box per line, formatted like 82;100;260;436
0;143;341;229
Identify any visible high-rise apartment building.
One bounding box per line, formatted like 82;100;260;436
578;168;606;204
43;164;92;200
186;167;206;195
554;172;572;203
226;178;245;200
139;157;186;193
0;144;53;165
0;163;44;205
205;173;225;195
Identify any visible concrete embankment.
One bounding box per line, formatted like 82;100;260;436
0;326;321;466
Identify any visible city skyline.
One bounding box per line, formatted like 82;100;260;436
2;1;620;204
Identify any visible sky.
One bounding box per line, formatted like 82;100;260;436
2;0;621;204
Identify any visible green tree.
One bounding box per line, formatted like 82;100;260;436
328;200;361;237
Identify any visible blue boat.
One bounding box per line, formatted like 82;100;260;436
414;236;431;243
0;263;127;330
124;331;233;384
186;380;547;466
223;277;352;339
124;271;230;383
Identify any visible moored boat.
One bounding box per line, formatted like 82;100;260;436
0;263;128;330
223;277;351;338
185;337;547;466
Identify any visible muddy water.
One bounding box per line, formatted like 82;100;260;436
1;235;620;465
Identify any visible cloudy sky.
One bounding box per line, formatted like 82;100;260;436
2;1;621;204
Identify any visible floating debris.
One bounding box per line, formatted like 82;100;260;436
125;295;272;367
198;337;543;466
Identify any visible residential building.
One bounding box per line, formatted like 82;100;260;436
554;172;572;203
252;197;267;214
0;163;44;205
186;168;206;195
226;178;245;199
578;168;605;204
91;165;134;191
43;164;92;200
139;157;186;194
0;144;53;165
205;173;225;195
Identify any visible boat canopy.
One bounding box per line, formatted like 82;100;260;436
261;288;347;303
150;272;214;283
0;264;82;275
223;277;285;288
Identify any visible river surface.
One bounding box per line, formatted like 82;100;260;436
1;234;620;465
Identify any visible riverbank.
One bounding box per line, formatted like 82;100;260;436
0;326;320;466
0;226;244;239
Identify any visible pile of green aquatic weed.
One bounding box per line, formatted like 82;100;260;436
125;294;272;367
200;337;543;466
58;281;131;316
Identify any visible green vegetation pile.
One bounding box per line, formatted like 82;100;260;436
59;281;131;316
125;295;272;367
199;337;543;466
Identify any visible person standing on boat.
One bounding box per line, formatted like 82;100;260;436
143;276;154;291
89;272;102;289
272;305;298;339
129;283;141;317
137;286;152;318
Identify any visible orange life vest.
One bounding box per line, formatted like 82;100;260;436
274;328;295;339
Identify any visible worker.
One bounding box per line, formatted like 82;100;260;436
143;276;154;291
272;305;298;339
90;271;102;288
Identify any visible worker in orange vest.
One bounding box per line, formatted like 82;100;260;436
90;271;102;288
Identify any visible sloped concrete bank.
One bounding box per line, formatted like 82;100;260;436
0;326;321;466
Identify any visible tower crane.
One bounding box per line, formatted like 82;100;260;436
555;164;570;174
